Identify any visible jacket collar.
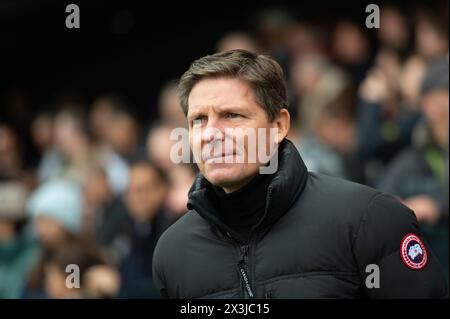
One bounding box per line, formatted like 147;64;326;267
187;138;308;243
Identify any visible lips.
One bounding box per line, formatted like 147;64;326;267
203;152;236;162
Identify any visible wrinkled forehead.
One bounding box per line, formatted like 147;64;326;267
187;78;255;115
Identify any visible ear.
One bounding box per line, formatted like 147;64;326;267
272;108;290;143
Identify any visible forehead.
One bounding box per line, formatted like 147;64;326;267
187;77;255;114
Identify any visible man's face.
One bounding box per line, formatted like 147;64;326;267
187;77;278;193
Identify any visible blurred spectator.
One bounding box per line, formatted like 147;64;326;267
254;7;294;52
399;55;427;108
89;95;132;195
313;86;360;178
146;123;179;171
30;111;61;185
253;7;295;73
377;5;412;55
89;95;120;145
284;22;327;62
105;107;140;161
49;106;98;184
156;81;187;128
31;111;54;158
289;54;355;179
377;56;449;280
0;124;24;181
356;52;425;183
28;179;83;246
415;8;448;62
81;165;114;237
118;162;171;298
291;54;350;132
331;19;373;84
1;88;37;170
83;164;131;265
0;181;40;299
24;179;84;297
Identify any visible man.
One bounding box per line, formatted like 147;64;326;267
152;49;447;298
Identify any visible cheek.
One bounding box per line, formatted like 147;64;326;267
258;125;277;157
189;130;201;150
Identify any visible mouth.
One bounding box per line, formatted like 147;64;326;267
203;152;237;163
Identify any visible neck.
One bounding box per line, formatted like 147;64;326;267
212;171;275;241
221;175;256;193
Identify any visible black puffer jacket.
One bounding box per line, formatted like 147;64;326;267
153;139;448;298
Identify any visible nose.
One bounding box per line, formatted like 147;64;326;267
201;118;224;144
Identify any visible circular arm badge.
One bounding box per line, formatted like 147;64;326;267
400;233;428;270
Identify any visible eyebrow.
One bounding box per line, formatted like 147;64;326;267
188;105;249;119
187;109;206;120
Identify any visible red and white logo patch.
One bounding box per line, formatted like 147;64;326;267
400;233;427;270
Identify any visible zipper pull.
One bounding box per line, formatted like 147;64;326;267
238;264;255;298
240;245;249;260
238;245;254;298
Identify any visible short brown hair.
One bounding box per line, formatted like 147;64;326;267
178;49;287;121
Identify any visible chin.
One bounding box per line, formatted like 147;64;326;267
204;163;246;188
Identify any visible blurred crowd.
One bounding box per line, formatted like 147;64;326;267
0;2;448;298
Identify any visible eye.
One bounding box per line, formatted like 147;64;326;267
226;112;241;119
191;115;206;126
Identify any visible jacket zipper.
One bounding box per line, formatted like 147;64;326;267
238;187;272;299
238;244;255;299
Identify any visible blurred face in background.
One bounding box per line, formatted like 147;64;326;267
0;125;21;178
83;166;112;211
290;55;324;96
106;112;138;157
89;98;115;143
125;164;168;223
31;113;53;152
158;83;188;128
421;89;449;148
0;218;16;242
34;216;71;248
53;111;89;161
375;49;402;87
146;125;176;171
285;23;325;60
416;17;448;61
332;20;369;66
378;6;409;51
